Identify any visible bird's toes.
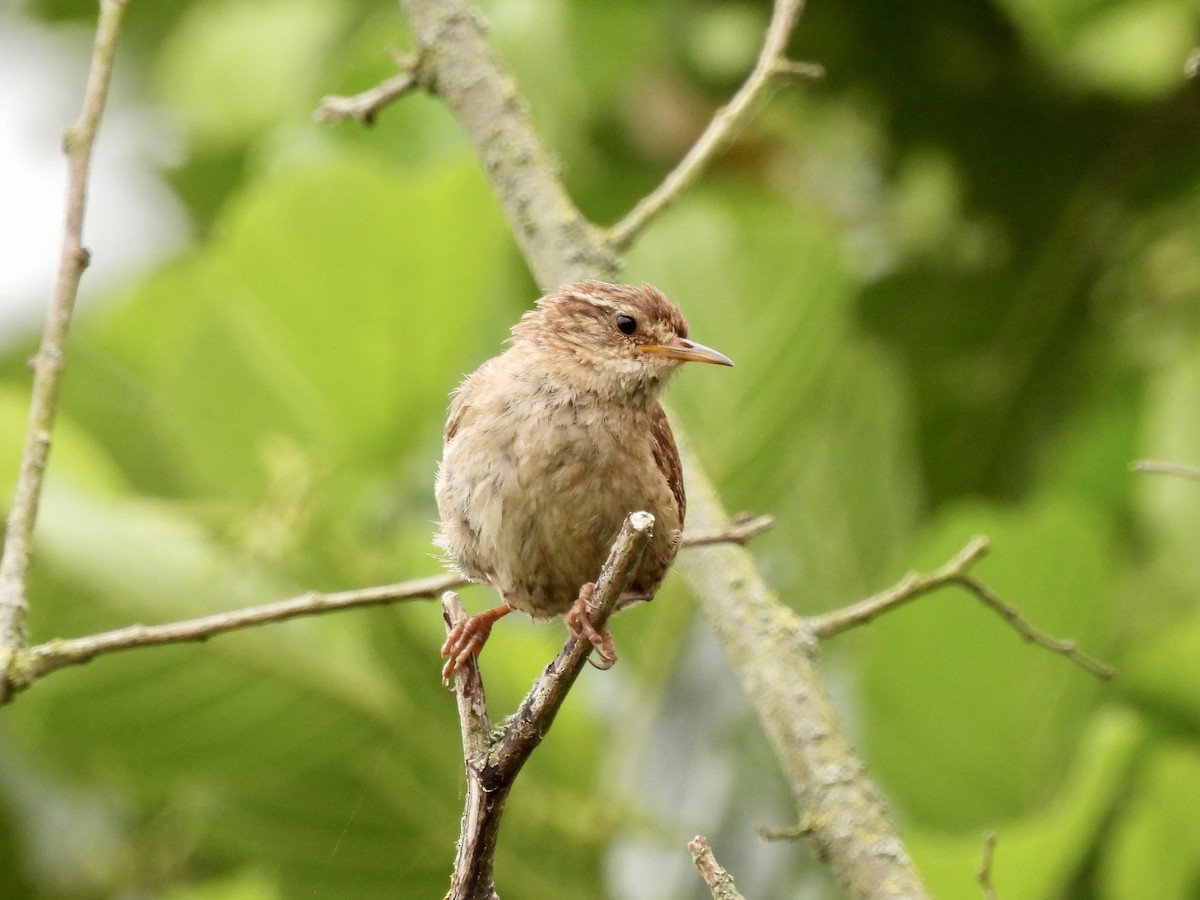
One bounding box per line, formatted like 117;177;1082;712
565;582;618;669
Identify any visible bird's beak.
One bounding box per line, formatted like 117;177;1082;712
637;337;734;367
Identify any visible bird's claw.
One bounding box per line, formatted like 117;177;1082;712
564;583;618;670
441;605;511;685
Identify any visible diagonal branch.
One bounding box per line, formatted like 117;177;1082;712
809;535;990;638
957;574;1115;679
809;536;1115;680
689;836;747;900
401;0;618;289
0;0;131;703
314;56;422;125
443;512;655;900
607;0;817;250
398;0;932;895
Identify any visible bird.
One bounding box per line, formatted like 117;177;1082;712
435;280;733;682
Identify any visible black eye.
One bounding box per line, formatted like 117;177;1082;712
615;314;637;336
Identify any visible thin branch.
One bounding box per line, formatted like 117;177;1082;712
442;592;496;900
314;61;421;125
0;0;130;702
809;536;991;638
958;575;1115;679
442;592;490;759
444;512;655;900
2;574;460;702
809;535;1114;680
689;836;746;900
607;0;813;250
977;831;999;900
0;513;769;702
682;512;775;547
1129;458;1200;481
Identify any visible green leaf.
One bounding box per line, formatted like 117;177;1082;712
909;707;1144;900
1100;739;1200;900
11;480;602;899
79;154;508;499
1120;612;1200;731
0;385;127;503
155;0;351;148
994;0;1198;97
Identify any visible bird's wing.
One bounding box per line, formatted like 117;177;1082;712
649;403;685;526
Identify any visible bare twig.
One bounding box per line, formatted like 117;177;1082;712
809;536;1114;679
1;574;460;702
809;536;991;638
444;512;655;900
689;836;746;900
314;62;421;125
683;512;775;547
977;831;999;900
0;512;768;702
607;0;812;250
958;575;1115;679
0;0;130;703
1129;458;1200;481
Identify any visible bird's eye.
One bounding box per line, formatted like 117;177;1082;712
615;314;637;336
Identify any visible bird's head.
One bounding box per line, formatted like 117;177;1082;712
510;280;733;399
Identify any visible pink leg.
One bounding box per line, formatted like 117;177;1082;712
441;604;512;683
563;583;618;670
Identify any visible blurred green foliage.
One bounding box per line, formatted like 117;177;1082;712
2;0;1198;897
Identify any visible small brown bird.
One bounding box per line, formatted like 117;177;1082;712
435;280;733;680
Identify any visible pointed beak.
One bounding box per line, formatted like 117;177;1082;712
636;337;734;367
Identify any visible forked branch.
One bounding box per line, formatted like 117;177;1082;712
809;536;1114;679
443;512;655;900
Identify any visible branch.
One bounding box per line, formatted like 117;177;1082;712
689;836;747;900
809;536;990;638
607;0;817;250
977;831;999;900
444;512;655;900
314;56;421;125
675;455;931;898
0;513;767;703
397;0;933;894
0;0;130;702
809;536;1114;680
957;574;1115;679
1;573;460;703
401;0;618;289
1129;458;1200;481
682;512;775;547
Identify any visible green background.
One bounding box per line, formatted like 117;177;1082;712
2;0;1198;897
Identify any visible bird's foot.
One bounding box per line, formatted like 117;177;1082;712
564;583;618;670
441;604;512;685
